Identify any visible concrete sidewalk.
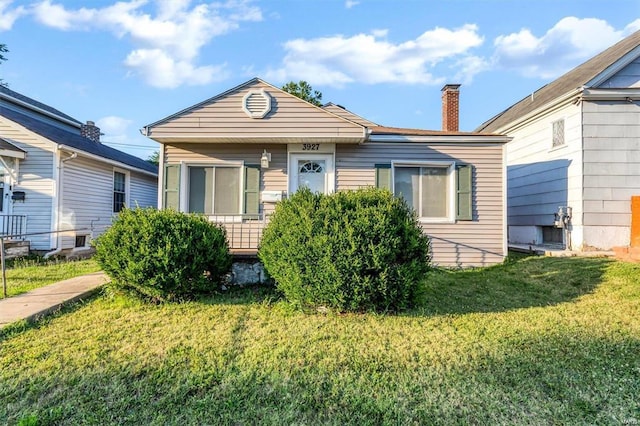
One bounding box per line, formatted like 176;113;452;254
0;271;109;329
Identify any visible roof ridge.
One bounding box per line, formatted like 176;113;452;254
0;85;82;125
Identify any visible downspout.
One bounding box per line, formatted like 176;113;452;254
44;149;77;259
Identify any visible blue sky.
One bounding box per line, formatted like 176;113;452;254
1;0;638;159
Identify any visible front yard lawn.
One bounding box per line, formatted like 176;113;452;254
1;257;101;298
1;255;639;424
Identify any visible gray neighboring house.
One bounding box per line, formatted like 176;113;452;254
0;86;158;255
477;30;640;251
144;78;510;267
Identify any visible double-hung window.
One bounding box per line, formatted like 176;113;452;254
394;163;454;221
113;171;127;213
376;162;473;222
188;166;241;214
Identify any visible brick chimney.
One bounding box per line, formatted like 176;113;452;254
81;120;101;143
441;84;461;132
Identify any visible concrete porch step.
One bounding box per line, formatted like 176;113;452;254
509;243;615;258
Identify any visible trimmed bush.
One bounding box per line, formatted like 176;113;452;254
259;188;431;312
94;208;231;301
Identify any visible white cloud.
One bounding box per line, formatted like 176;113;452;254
0;0;26;31
124;48;228;88
97;116;133;144
266;24;484;87
624;19;640;34
493;17;628;79
30;0;262;88
345;0;359;9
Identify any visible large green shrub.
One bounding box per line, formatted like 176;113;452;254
94;208;231;301
259;188;431;312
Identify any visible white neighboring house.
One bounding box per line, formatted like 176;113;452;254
477;30;640;251
0;85;158;255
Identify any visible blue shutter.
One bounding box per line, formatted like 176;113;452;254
375;163;392;190
456;164;472;220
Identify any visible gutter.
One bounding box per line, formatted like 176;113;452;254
368;135;511;143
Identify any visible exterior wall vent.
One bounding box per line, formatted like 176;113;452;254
242;89;272;119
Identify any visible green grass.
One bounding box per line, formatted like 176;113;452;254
1;257;101;298
1;256;639;425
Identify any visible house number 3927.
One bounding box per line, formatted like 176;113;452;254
302;143;320;151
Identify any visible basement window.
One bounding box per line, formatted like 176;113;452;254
75;235;87;248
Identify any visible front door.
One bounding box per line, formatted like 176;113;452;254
0;161;10;215
289;153;334;195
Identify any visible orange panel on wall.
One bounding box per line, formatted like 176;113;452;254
632;196;640;248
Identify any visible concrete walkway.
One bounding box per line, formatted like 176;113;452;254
0;271;109;329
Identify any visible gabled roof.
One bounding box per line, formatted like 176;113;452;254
144;78;367;144
0;85;82;126
2;107;157;175
477;29;640;133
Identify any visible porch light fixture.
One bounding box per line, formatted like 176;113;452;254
261;150;271;169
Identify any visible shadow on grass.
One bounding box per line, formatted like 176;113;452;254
0;292;102;343
3;329;638;425
413;255;613;316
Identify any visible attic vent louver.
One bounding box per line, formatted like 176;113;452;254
242;89;271;119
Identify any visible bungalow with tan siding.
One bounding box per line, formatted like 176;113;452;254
143;78;510;267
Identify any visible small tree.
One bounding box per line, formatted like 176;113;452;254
0;44;8;87
281;80;323;106
147;150;159;166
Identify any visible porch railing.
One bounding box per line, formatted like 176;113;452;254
0;215;26;240
206;214;268;252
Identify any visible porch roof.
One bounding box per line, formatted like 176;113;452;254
0;138;26;159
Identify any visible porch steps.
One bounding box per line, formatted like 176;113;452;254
2;240;29;259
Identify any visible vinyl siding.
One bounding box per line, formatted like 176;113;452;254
504;103;583;239
337;143;505;267
149;80;364;142
165;143;287;216
130;172;158;209
165;142;505;266
581;100;640;248
0;116;55;250
61;156;158;249
599;57;640;88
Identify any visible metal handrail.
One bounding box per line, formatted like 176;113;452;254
0;214;27;240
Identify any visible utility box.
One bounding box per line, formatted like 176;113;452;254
631;196;640;248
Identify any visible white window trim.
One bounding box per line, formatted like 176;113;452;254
113;168;130;214
391;161;456;224
180;161;245;220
